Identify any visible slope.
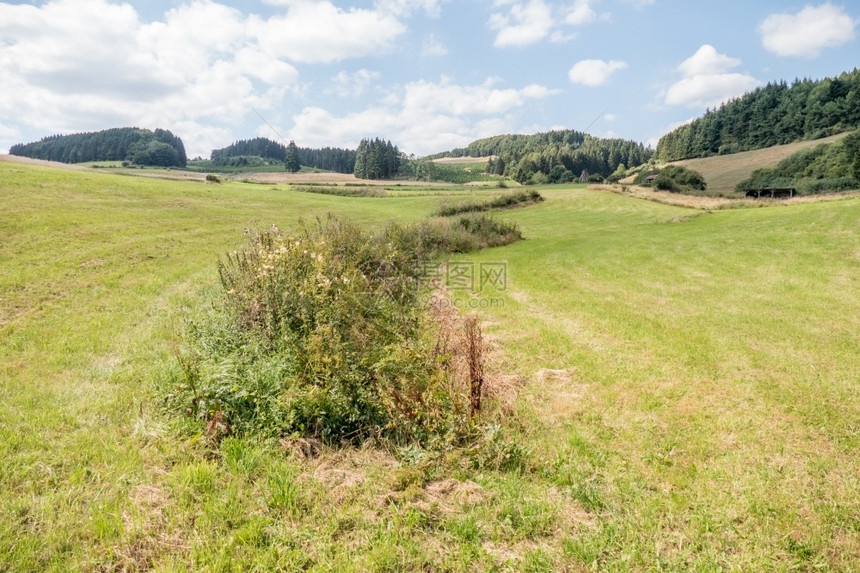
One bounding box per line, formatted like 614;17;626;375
667;132;850;195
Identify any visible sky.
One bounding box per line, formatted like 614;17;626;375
0;0;858;159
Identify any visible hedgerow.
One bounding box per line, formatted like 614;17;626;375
435;190;543;217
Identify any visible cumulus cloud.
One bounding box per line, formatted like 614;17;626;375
489;0;554;47
759;3;858;58
288;77;559;155
677;44;740;76
564;0;597;25
568;59;627;86
664;45;759;108
250;1;406;64
0;0;425;156
489;0;600;47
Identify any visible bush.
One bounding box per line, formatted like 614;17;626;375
165;215;522;446
654;172;679;192
797;177;859;195
636;166;706;193
435;190;543;217
205;174;221;184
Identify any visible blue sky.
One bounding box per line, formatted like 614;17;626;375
0;0;857;158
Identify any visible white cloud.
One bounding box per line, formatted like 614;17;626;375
250;1;406;64
0;0;427;157
330;69;382;97
664;45;759;108
288;77;558;155
604;113;617;122
759;3;857;58
488;0;602;47
421;34;449;56
568;59;627;86
677;44;740;76
565;0;596;25
489;0;554;47
665;74;760;108
373;0;446;18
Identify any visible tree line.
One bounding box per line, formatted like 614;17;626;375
657;68;860;162
9;127;187;167
209;137;356;174
430;129;652;185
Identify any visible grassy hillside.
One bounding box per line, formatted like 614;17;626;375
2;160;859;570
667;132;850;195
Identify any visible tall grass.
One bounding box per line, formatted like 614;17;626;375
166;214;522;446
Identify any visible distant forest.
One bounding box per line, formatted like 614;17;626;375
10;128;187;167
210;137;356;174
657;69;860;162
431;129;653;185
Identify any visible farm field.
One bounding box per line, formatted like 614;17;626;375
2;160;859;571
665;132;851;195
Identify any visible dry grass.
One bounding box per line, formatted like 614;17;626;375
242;171;452;186
664;133;851;194
591;183;860;210
431;156;494;164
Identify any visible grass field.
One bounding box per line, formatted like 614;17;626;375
2;160;859;571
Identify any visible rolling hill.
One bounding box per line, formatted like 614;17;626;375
666;132;851;194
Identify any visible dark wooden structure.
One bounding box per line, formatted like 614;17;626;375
744;187;795;199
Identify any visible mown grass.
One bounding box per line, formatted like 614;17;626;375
2;162;859;571
456;187;860;569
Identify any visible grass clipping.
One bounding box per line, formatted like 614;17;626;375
166;214;521;449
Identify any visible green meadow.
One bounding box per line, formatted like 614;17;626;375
2;161;859;571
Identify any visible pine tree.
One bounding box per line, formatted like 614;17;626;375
285;141;301;173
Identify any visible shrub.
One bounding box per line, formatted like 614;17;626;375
636;166;706;193
797;177;859;195
205;174;221;184
654;172;680;192
165;215;522;446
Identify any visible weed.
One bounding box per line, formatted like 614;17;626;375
166;215;520;447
